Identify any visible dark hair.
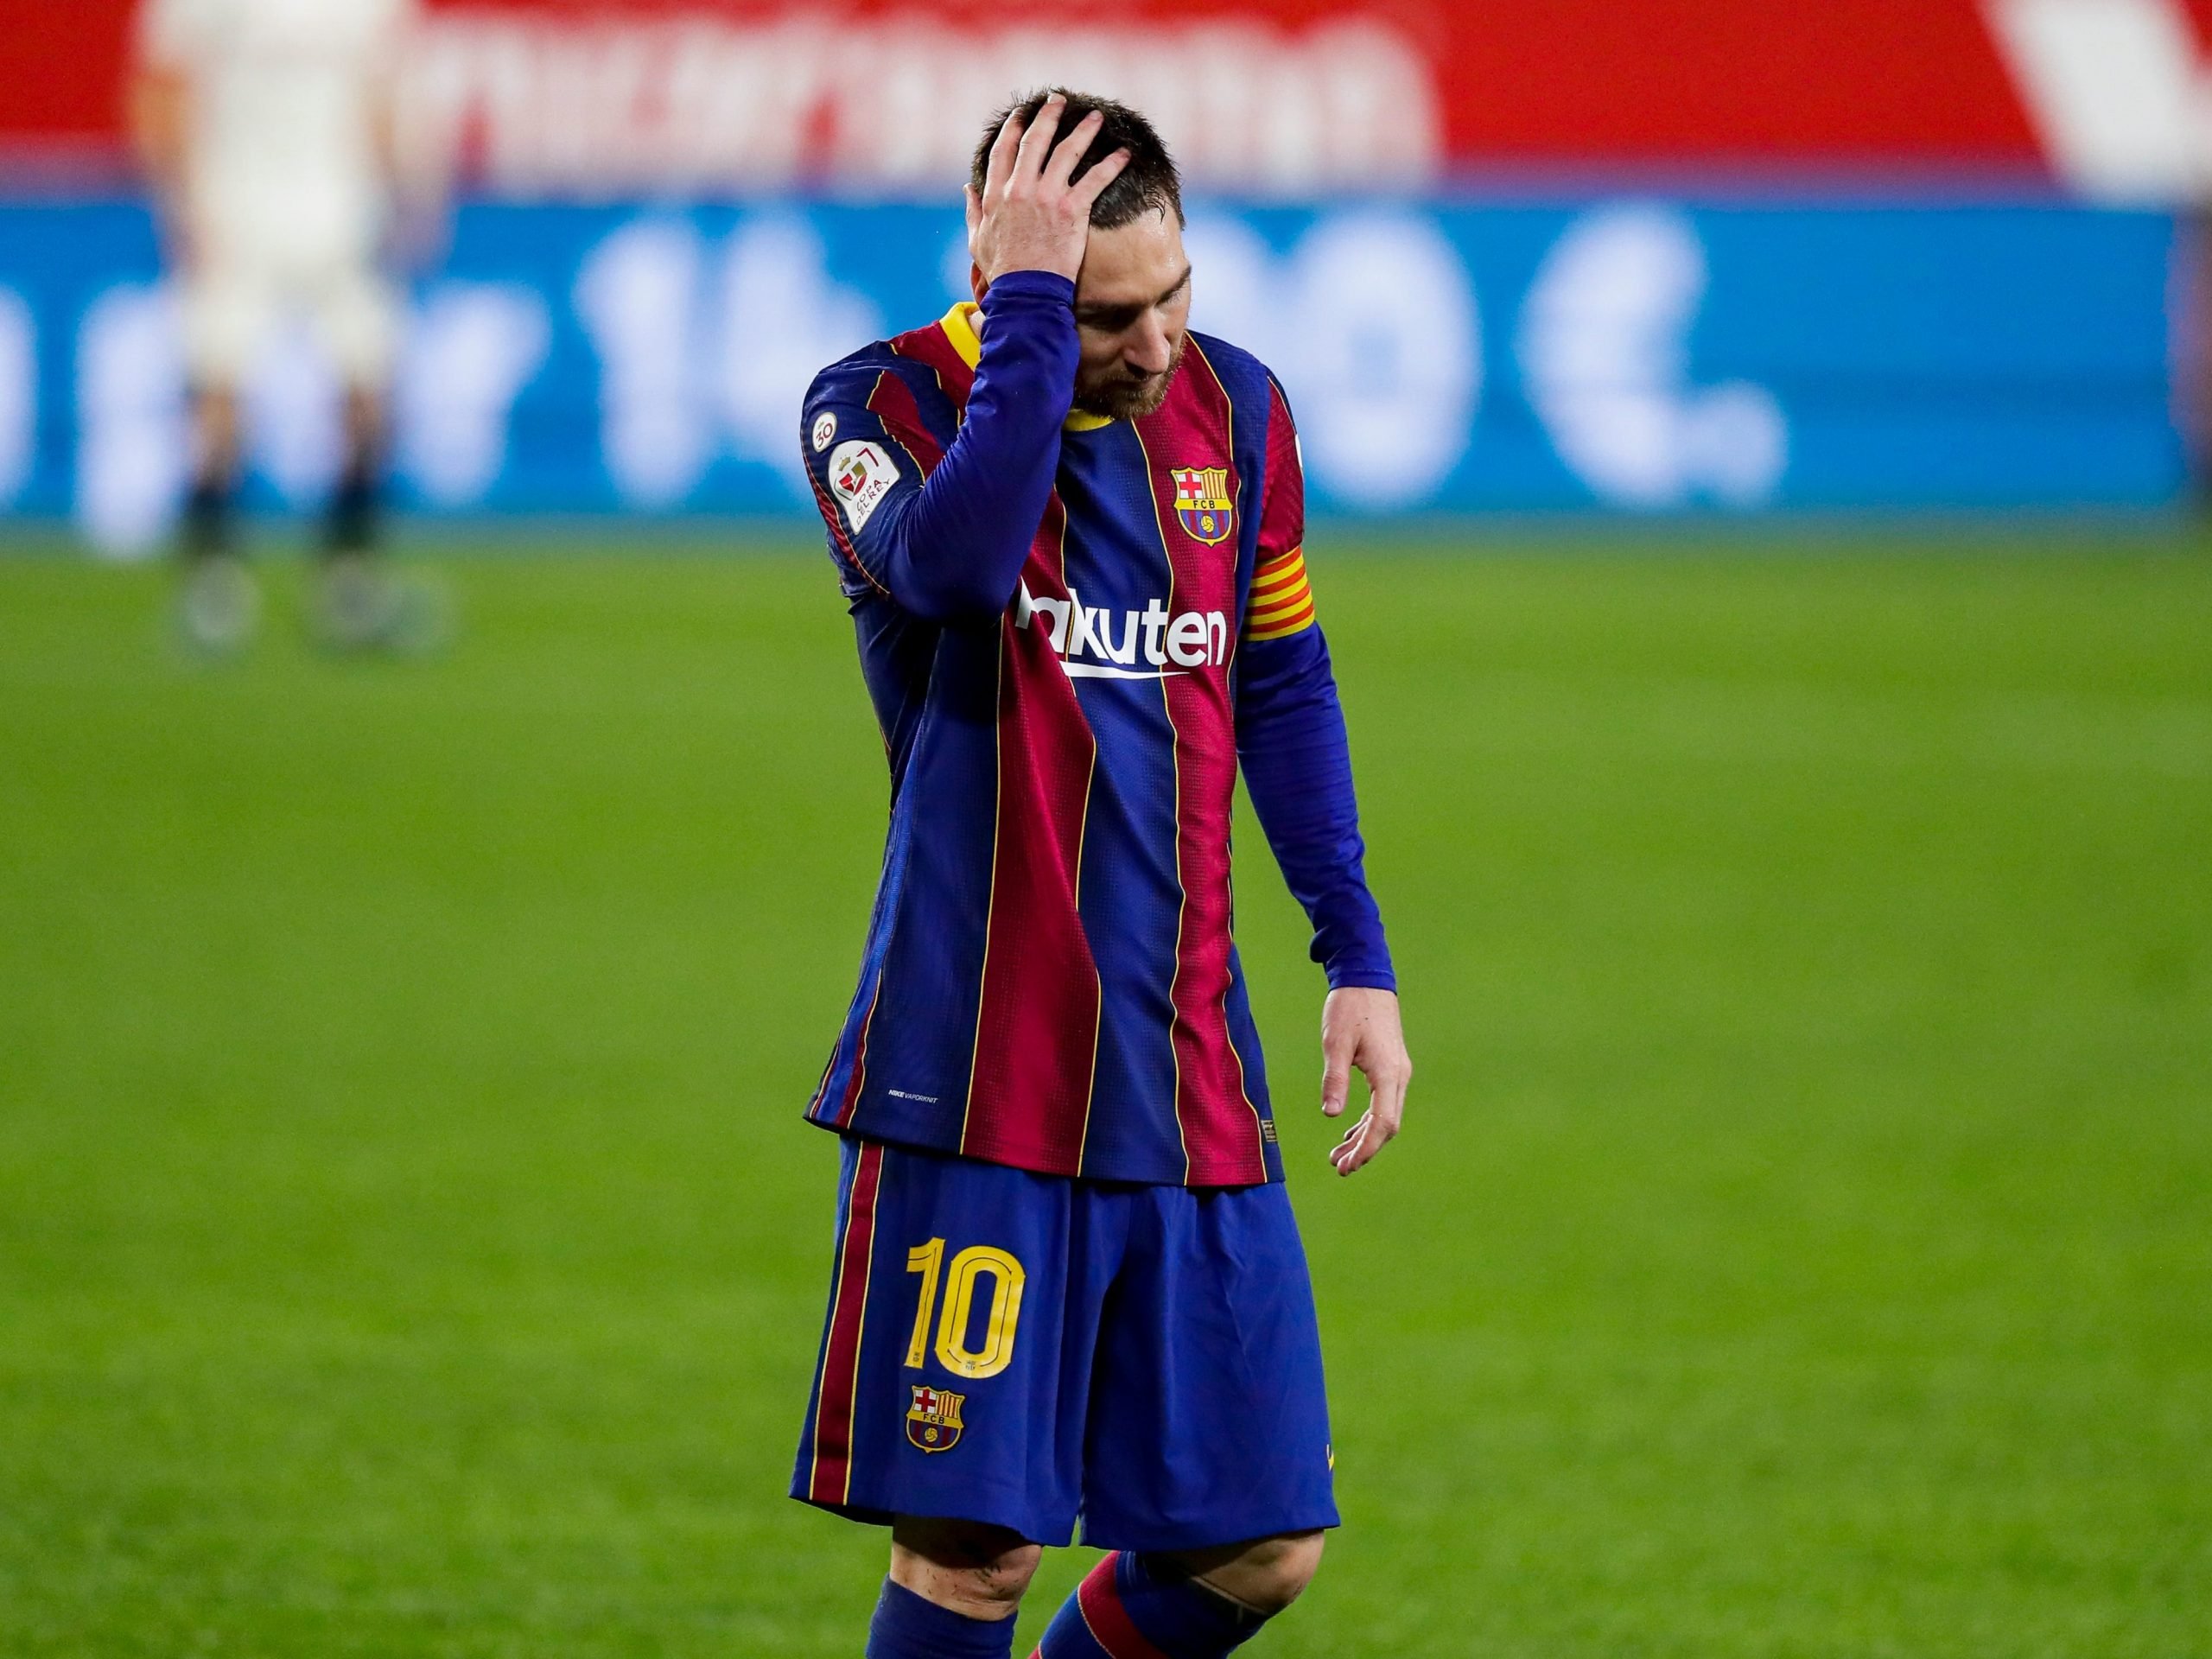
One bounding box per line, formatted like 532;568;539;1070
970;88;1183;231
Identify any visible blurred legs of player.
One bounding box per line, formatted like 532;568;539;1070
316;374;407;652
175;377;257;652
175;246;429;654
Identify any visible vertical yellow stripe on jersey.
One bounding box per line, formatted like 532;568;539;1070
1244;546;1317;640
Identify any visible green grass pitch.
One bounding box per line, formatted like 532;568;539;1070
2;532;2209;1656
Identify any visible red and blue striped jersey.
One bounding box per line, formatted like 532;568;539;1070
800;273;1391;1187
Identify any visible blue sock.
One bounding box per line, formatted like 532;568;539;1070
1033;1551;1264;1657
867;1577;1017;1659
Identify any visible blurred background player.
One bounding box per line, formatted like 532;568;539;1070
130;0;429;652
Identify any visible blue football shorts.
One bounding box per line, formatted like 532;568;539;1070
790;1135;1338;1551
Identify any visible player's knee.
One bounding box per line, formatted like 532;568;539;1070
1235;1529;1325;1613
889;1516;1042;1618
1181;1529;1325;1618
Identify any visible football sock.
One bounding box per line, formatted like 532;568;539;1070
326;466;378;554
1033;1551;1266;1658
867;1578;1016;1659
180;477;232;558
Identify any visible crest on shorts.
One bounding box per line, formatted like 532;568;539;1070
906;1384;967;1452
1173;467;1234;545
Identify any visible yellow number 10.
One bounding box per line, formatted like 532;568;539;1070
904;1237;1026;1379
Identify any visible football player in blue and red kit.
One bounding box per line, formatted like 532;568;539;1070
791;89;1414;1659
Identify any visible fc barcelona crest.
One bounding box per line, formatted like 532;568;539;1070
906;1384;966;1452
1172;467;1235;545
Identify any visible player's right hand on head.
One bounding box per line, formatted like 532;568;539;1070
965;95;1132;285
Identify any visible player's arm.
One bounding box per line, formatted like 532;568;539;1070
128;0;197;263
800;99;1130;620
372;0;447;270
801;273;1079;614
1234;378;1411;1175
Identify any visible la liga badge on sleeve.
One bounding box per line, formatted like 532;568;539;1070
906;1384;966;1452
1172;467;1234;545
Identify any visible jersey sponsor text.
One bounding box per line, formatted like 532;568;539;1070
1015;580;1228;682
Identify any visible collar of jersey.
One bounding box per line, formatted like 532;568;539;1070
941;302;1114;431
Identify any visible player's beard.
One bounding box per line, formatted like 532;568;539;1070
1073;334;1187;423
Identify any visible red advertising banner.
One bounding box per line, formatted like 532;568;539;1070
5;0;2209;200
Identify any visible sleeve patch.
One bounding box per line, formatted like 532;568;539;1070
828;439;899;533
1245;546;1317;641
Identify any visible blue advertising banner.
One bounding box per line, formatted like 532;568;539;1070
0;195;2182;551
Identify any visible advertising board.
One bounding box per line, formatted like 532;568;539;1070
10;0;2212;201
0;195;2177;548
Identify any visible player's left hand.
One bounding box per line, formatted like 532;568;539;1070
1319;987;1411;1176
383;194;449;276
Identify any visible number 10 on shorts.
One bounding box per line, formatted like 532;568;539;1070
905;1238;1026;1379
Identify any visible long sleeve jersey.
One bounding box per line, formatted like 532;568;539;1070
800;270;1392;1187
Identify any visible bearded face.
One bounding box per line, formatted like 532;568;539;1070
1075;329;1187;421
1067;210;1192;423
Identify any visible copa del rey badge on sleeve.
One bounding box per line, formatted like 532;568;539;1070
830;439;899;533
906;1383;966;1452
1173;467;1234;545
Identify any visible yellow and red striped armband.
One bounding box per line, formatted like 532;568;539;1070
1244;546;1317;641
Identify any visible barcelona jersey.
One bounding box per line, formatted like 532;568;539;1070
799;275;1390;1188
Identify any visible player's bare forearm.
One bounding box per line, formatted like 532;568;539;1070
373;76;450;273
1319;985;1411;1175
128;67;194;255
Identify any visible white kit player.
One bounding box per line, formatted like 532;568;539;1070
131;0;435;652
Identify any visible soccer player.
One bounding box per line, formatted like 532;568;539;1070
130;0;425;652
793;91;1413;1658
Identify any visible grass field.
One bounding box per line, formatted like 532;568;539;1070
3;533;2209;1657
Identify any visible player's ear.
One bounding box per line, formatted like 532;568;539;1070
970;264;988;307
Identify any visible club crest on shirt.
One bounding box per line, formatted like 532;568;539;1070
1172;467;1234;545
906;1384;967;1452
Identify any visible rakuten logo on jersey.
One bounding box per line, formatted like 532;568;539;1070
1015;581;1228;682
